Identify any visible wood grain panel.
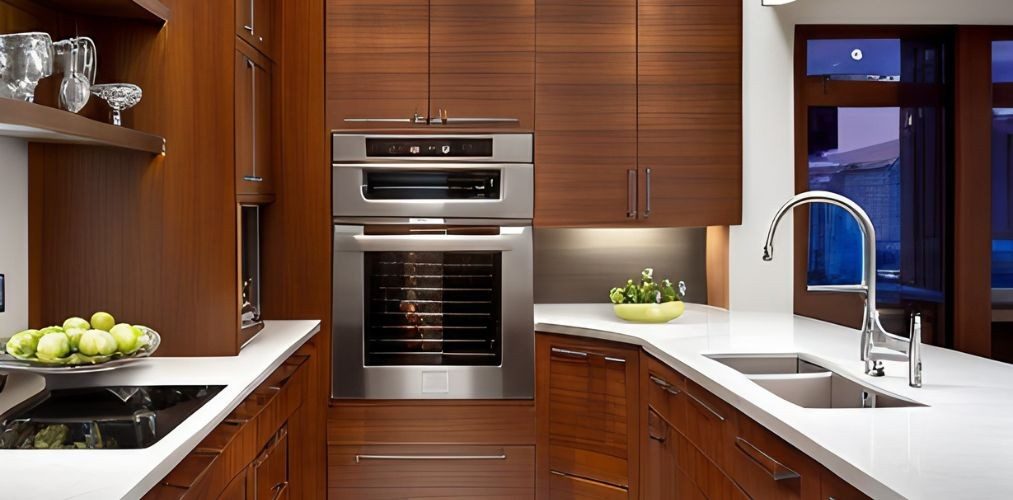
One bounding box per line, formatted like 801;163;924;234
263;0;329;496
29;0;241;356
429;0;534;128
328;487;533;499
730;415;822;500
325;0;429;127
637;8;742;228
820;468;872;500
328;445;534;489
706;226;731;308
536;333;639;498
672;428;748;500
683;380;737;472
535;0;636;227
235;39;275;197
327;401;536;445
547;472;628;499
954;27;993;357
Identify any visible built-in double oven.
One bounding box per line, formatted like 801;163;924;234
331;133;534;399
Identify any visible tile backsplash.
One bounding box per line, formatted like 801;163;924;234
533;227;707;304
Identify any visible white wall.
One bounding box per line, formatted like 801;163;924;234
730;0;1013;312
0;137;28;333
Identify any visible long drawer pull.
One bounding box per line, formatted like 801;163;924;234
649;374;681;395
647;407;668;443
550;347;589;359
687;391;726;422
604;356;626;364
735;437;801;482
549;470;628;492
355;451;507;463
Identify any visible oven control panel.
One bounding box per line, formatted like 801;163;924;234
366;138;494;158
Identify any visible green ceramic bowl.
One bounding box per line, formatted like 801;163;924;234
613;301;685;323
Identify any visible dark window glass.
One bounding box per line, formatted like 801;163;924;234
363;251;502;366
992;109;1013;289
993;41;1013;83
808;106;946;305
807;39;901;81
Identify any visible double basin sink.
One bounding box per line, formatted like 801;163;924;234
706;353;924;409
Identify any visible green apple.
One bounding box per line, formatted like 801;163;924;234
79;329;117;356
36;332;71;361
65;327;86;351
109;323;141;353
62;317;91;331
90;312;116;332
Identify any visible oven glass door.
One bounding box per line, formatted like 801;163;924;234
332;224;533;399
364;250;503;366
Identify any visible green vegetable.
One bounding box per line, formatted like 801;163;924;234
62;317;91;331
65;327;86;352
78;329;117;356
36;332;71;361
109;323;141;353
90;312;116;332
38;326;64;336
5;331;40;358
608;268;687;305
33;424;69;449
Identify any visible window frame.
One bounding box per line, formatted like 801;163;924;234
793;25;954;346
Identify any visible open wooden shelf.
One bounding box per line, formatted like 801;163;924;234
0;98;165;154
38;0;170;24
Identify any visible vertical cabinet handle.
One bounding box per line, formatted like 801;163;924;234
627;169;638;218
243;59;263;183
243;0;255;33
644;168;652;218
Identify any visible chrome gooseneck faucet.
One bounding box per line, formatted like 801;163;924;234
762;190;922;388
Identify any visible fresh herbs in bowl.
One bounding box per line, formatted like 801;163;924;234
609;268;687;323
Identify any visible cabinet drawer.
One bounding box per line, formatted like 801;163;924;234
646;355;687;429
543;338;638;488
672;429;747;500
821;468;871;500
328;487;533;499
548;471;628;500
731;416;821;500
683;380;736;471
219;466;248;500
328;445;534;490
252;428;289;500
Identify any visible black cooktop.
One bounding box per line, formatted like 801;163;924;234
0;385;224;449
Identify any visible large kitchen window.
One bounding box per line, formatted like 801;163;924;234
796;27;951;344
991;41;1013;291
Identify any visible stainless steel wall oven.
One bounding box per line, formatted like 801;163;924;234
332;133;534;399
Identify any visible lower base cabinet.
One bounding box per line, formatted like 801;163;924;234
536;332;871;500
144;355;308;500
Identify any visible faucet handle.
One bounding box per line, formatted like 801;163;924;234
909;312;922;388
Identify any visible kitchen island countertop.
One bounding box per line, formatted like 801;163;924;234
535;303;1013;500
0;320;320;500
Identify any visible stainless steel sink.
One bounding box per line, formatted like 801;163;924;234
706;353;925;409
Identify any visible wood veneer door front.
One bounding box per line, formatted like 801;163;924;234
235;43;274;197
429;0;535;128
534;0;638;227
326;0;430;128
536;334;639;497
636;0;742;227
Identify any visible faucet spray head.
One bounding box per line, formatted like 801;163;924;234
762;245;773;262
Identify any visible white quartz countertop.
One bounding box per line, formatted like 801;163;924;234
535;304;1013;500
0;320;320;500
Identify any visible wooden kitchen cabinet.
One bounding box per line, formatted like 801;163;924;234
429;0;535;128
533;0;742;227
236;0;276;59
534;0;638;227
536;333;640;497
235;41;275;199
636;0;742;227
535;334;873;500
145;355;308;500
326;0;534;129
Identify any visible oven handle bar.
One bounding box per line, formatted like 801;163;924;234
335;226;529;253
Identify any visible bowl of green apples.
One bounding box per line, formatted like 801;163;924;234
609;268;687;324
0;312;160;373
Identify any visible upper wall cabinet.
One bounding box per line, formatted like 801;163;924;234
534;0;742;228
236;0;276;59
326;0;535;128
